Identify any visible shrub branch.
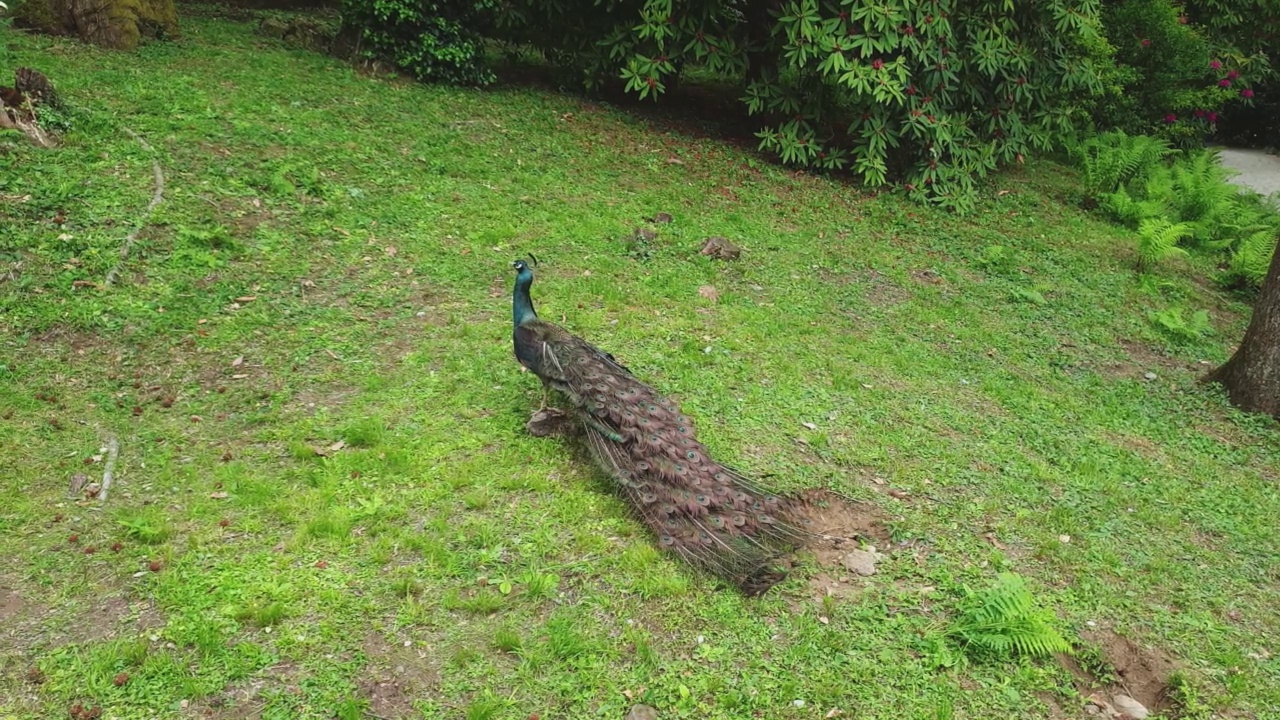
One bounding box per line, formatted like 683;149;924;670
105;128;165;287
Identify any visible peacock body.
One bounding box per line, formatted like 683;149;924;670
510;259;807;593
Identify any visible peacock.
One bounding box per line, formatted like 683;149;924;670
509;258;809;594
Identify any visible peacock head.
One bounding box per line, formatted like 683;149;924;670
511;256;537;283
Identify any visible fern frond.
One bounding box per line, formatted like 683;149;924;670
1076;131;1172;196
946;573;1072;663
1136;218;1192;272
1231;230;1278;287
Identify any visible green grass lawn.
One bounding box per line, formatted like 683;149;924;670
3;10;1280;720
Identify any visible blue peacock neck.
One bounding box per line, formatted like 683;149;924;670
512;267;538;327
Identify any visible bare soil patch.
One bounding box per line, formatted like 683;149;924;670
358;631;440;719
794;489;893;600
1058;628;1177;718
189;660;304;719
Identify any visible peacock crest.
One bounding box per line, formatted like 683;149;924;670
509;258;810;594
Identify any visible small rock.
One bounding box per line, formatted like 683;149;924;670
1143;372;1157;381
1112;695;1148;719
699;236;741;260
841;549;883;576
651;212;673;224
633;227;658;242
626;704;659;720
1058;534;1071;544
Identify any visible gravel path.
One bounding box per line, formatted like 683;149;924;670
1216;146;1280;200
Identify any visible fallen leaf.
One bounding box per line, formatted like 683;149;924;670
210;492;229;499
234;296;257;303
384;246;398;257
801;422;817;430
698;285;719;302
887;489;910;499
231;356;244;367
666;156;686;165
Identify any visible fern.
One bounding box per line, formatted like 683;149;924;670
1136;218;1192;272
1073;131;1173;196
1148;307;1212;344
1166;150;1240;246
945;573;1071;663
1230;230;1278;287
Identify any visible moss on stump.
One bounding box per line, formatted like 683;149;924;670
14;0;180;51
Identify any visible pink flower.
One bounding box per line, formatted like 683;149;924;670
1211;60;1222;70
1141;38;1152;47
1220;78;1232;87
1208;112;1219;123
1193;109;1206;118
1242;88;1255;98
872;58;884;70
1179;15;1188;24
1164;114;1177;123
1228;70;1240;80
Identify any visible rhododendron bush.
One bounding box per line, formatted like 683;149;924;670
495;0;1107;212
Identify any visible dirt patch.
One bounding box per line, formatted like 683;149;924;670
1116;339;1200;375
358;631;440;719
286;385;356;416
190;660;303;719
792;490;893;600
856;268;913;308
1058;628;1177;718
0;587;24;623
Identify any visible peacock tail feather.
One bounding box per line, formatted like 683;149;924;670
510;259;809;593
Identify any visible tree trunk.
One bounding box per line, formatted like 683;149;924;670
13;0;179;51
1204;241;1280;418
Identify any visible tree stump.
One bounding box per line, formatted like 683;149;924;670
13;0;179;51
